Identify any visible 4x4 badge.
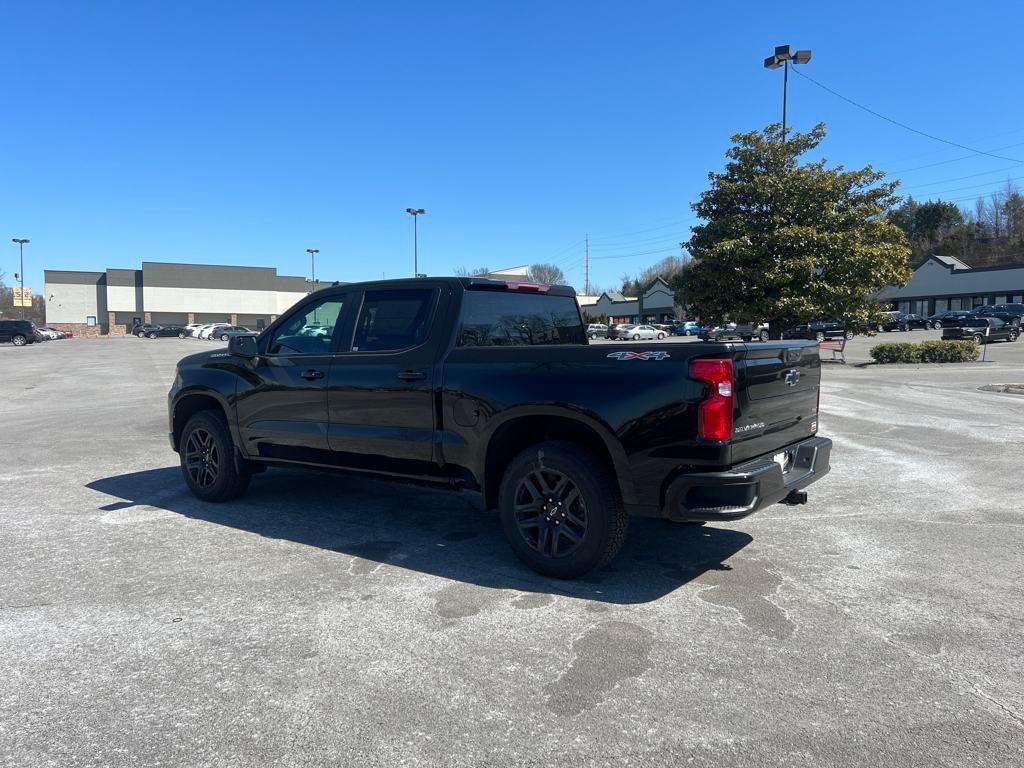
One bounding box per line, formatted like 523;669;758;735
607;351;671;361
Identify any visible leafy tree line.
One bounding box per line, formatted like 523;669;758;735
887;183;1024;266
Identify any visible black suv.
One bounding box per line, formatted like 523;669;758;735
785;321;853;341
0;319;40;346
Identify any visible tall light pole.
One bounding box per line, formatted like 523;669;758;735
406;208;425;277
763;45;812;139
12;238;29;319
305;248;319;285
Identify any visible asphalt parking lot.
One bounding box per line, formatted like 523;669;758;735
2;335;1022;767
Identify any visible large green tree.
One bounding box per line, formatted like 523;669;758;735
676;123;911;337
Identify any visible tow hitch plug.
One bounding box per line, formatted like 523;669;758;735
782;490;808;505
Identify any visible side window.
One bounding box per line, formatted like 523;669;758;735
268;295;346;355
353;289;436;352
457;292;586;346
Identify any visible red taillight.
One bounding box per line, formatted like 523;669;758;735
689;357;735;442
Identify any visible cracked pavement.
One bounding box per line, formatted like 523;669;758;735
1;334;1022;766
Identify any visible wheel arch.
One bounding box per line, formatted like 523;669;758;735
479;409;635;510
170;388;236;453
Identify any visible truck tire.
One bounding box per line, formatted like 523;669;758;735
498;441;628;578
179;410;251;502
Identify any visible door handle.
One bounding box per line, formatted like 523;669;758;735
301;369;325;380
397;370;426;381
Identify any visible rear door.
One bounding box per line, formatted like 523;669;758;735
326;284;449;476
731;343;821;463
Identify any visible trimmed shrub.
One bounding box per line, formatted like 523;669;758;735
869;343;921;363
917;340;979;363
869;340;979;364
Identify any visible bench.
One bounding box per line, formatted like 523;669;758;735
819;338;846;363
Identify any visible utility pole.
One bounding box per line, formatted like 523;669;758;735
12;238;29;319
584;234;590;295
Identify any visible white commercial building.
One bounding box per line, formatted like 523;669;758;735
44;261;318;336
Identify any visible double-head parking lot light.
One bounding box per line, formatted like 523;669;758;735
763;44;812;138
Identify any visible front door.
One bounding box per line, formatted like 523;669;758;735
327;285;446;477
235;292;350;463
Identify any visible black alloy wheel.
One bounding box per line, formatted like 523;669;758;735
499;441;628;578
512;467;588;559
184;427;220;489
179;411;251;502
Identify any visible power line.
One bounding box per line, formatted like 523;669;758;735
588;217;697;240
889;141;1024;174
899;164;1024;191
910;175;1023;199
591;246;681;261
790;67;1024;163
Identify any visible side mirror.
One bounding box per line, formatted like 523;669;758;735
228;334;259;358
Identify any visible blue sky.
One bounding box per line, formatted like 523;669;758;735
3;1;1023;295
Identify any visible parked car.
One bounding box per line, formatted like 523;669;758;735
651;323;674;334
212;325;254;342
926;309;973;330
674;321;702;336
129;323;163;338
585;323;608;340
184;323;206;337
610;324;663;340
785;321;854;342
199;324;230;340
36;326;65;340
942;317;1019;344
168;276;831;578
970;305;1023;327
145;325;189;338
880;311;928;332
0;319;40;346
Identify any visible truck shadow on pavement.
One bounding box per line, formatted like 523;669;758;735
87;466;753;605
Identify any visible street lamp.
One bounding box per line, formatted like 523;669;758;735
763;44;812;139
12;238;29;319
405;208;426;277
305;248;319;286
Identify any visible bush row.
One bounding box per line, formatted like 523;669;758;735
869;340;980;364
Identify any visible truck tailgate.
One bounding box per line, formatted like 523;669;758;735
731;342;821;464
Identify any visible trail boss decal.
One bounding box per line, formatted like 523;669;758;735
606;351;671;361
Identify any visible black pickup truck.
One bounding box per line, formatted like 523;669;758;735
168;277;831;577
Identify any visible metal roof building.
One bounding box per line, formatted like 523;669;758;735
877;254;1024;316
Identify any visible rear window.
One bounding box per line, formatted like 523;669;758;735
961;319;989;327
457;291;585;346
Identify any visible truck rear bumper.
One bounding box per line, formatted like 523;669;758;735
662;436;832;522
